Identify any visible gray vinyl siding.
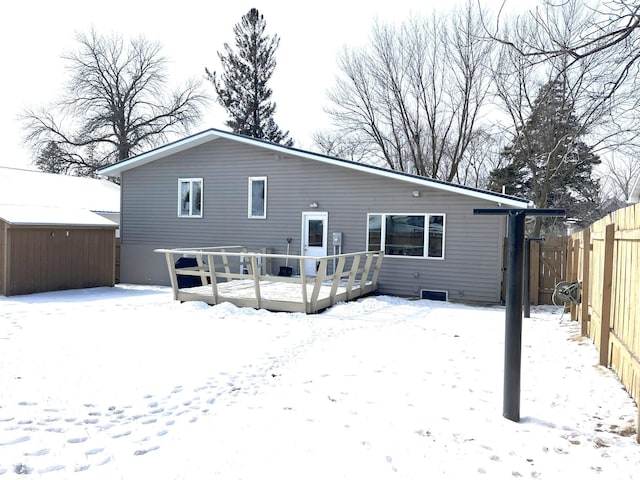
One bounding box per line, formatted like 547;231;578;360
120;138;506;303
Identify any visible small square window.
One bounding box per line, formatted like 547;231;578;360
178;178;203;218
248;177;267;219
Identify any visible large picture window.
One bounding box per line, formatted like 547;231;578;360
178;178;202;218
367;213;445;258
248;177;267;219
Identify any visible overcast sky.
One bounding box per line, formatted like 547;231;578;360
1;0;536;170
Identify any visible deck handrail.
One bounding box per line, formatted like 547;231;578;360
155;246;384;313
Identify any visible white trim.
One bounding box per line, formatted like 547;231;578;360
366;212;446;259
97;129;530;208
420;289;449;301
301;211;328;276
177;178;203;218
248;176;267;219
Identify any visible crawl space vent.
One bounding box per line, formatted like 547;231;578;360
420;289;448;302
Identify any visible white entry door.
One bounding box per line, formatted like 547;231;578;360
302;212;328;276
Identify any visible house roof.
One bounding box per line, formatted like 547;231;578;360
97;128;530;208
0;205;117;227
0;166;120;214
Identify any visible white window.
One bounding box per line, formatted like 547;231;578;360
178;178;203;218
367;213;445;259
248;177;267;219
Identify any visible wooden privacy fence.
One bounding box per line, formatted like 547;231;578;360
568;203;640;442
502;236;567;305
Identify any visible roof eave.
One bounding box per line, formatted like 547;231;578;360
97;129;530;208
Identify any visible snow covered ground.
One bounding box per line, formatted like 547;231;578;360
0;285;637;479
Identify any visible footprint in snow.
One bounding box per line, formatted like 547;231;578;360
0;435;30;446
95;456;111;466
45;427;64;433
38;465;65;474
133;445;160;456
25;449;49;457
67;437;88;444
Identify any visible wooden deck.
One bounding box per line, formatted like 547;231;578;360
155;246;384;314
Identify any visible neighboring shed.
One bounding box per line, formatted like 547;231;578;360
0;166;121;233
0;167;121;296
98;128;530;304
0;205;117;296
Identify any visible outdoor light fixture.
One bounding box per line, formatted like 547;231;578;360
412;190;420;197
309;201;319;208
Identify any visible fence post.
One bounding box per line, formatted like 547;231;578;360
581;228;591;337
599;223;615;367
566;237;574;310
531;240;540;306
570;238;581;321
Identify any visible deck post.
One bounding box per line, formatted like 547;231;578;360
195;252;209;286
359;253;374;296
164;251;179;301
370;252;384;290
300;257;309;312
220;248;231;279
345;254;362;299
207;253;219;304
329;256;347;302
251;254;261;309
309;258;329;313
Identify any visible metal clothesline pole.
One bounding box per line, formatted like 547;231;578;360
473;208;565;422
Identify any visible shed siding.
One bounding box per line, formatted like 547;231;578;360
5;226;116;296
120;138;506;303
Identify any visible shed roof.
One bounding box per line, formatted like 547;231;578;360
0;205;117;227
97;128;530;208
0;167;120;213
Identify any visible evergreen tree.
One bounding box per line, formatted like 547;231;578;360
488;79;602;235
207;8;292;146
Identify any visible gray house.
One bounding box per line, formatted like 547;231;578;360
98;128;529;304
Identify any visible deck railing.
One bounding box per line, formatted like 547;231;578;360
154;246;384;313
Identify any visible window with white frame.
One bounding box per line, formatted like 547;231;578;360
248;177;267;219
178;178;203;217
367;213;445;258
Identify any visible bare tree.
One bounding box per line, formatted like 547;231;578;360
22;28;208;176
487;0;640;164
321;1;494;182
312;131;373;163
489;0;640;98
453;128;505;189
598;152;640;202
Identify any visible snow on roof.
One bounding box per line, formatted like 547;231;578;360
0;166;120;213
98;128;530;208
0;204;117;227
